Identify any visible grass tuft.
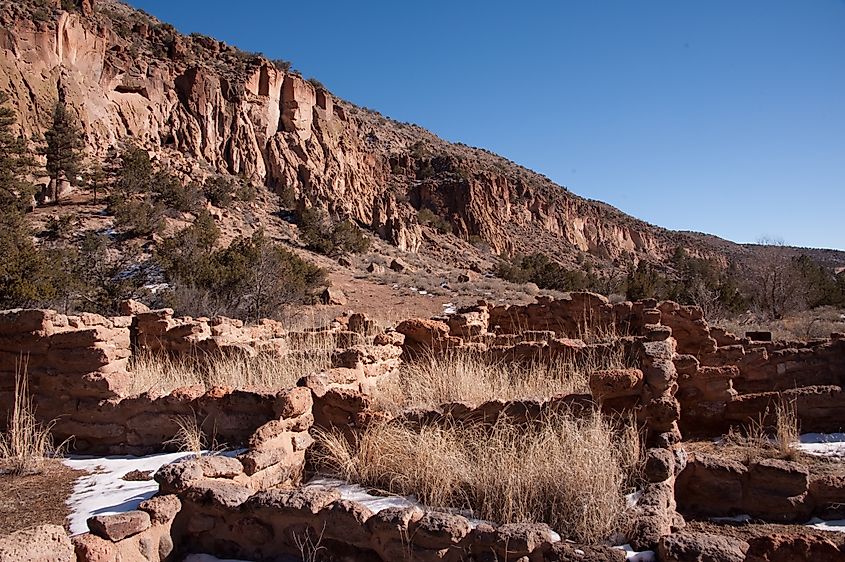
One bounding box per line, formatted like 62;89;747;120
0;362;60;475
313;411;638;544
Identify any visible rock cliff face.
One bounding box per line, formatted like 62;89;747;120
0;0;813;269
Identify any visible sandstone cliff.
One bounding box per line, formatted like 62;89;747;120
1;0;841;272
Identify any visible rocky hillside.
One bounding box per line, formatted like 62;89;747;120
1;0;843;275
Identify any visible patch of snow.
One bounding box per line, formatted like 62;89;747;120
142;283;170;295
617;544;656;561
625;490;642;508
807;517;845;533
797;433;845;459
63;452;199;535
442;302;457;315
305;476;420;514
304;477;563;540
418;290;428;295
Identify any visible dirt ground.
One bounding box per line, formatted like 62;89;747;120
684;440;845;478
0;460;82;534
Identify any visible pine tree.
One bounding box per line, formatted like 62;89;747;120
0;91;36;211
43;99;85;204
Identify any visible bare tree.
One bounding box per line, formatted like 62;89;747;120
749;237;803;320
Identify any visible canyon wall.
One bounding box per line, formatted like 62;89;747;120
0;0;713;264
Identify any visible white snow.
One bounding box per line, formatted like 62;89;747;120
796;433;845;459
304;476;420;514
442;302;458;315
63;452;198;535
807;518;845;533
618;544;656;561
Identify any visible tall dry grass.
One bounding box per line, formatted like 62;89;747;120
313;412;638;544
380;346;627;411
775;397;800;456
126;334;337;396
0;363;60;475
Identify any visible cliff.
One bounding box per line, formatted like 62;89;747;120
1;0;841;273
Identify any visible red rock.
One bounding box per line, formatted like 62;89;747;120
87;511;151;541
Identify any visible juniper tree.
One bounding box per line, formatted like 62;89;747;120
43;99;85;204
0;91;36;211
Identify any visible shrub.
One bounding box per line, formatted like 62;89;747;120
271;59;292;72
417;208;451;234
0;211;56;308
158;229;327;321
298;208;370;257
202;175;256;208
495;252;601;293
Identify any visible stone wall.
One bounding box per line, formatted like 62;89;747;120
675;451;845;523
0;307;326;458
151;455;626;562
659;303;845;436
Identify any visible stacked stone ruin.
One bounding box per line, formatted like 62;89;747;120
1;292;844;560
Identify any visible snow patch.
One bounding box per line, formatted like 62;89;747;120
807;517;845;533
797;433;845;459
63;452;199;535
618;544;656;561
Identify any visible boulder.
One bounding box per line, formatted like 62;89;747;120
321;287;347;306
389;258;410;272
87;511;151;541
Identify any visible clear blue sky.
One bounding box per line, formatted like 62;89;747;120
129;0;845;251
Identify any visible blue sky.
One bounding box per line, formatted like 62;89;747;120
129;0;845;250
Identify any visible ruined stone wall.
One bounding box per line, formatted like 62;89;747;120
659;302;845;436
0;307;328;456
147;454;627;562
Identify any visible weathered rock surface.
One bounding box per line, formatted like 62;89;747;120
0;525;74;562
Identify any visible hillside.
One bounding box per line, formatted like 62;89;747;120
1;0;843;289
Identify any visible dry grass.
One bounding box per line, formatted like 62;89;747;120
723;397;801;460
379;346;626;412
313;412;638;544
164;412;216;457
717;307;845;342
775;398;800;456
126;345;334;396
0;364;60;475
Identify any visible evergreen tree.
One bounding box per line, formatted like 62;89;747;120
43;99;85;204
0;91;36;211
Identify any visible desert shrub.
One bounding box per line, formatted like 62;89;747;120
202;175;255;208
298;208;370;256
314;412;638;544
307;77;325;90
417;208;451;234
271;59;292;72
0;211;57;308
496;252;602;293
158;229;327;321
155;172;201;212
111;195;165;237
